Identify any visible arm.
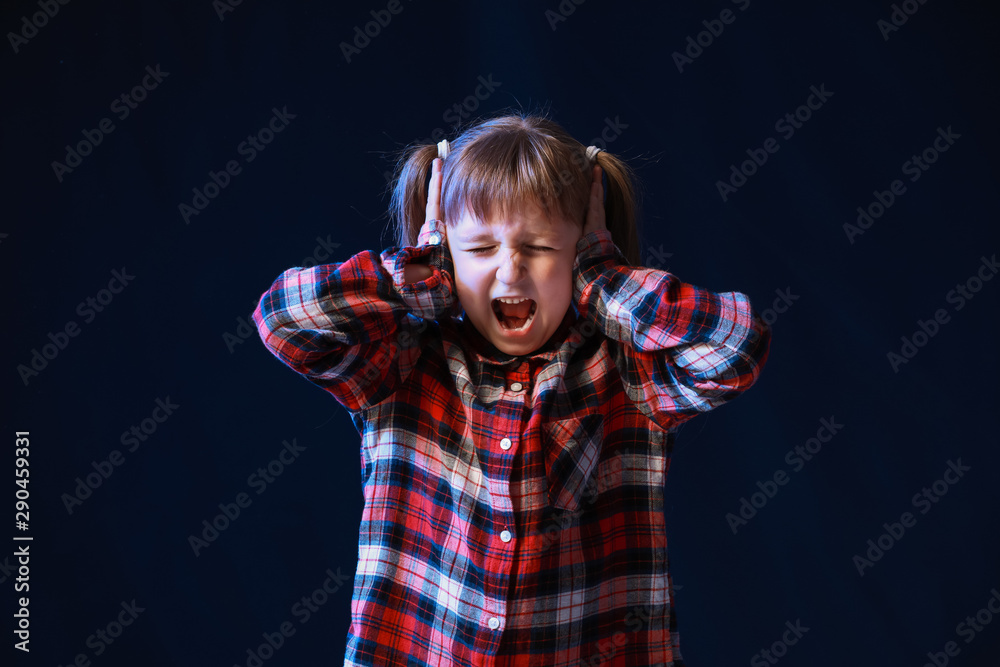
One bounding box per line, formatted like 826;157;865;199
252;160;458;411
575;167;771;430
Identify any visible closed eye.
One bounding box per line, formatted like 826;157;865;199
467;245;553;254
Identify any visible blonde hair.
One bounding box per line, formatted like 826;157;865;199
386;111;643;266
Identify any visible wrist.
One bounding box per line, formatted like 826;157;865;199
403;263;434;284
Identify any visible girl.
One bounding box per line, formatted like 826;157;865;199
252;112;771;666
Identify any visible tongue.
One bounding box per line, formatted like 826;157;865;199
498;300;533;319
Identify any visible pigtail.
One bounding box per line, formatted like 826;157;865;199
388;143;439;248
593;151;642;267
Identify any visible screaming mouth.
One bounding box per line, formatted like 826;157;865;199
492;298;537;330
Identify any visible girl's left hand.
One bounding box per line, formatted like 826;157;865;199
582;165;606;237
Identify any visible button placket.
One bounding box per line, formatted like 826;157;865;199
482;362;531;641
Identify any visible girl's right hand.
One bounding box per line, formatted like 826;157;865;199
424;157;446;241
403;158;446;284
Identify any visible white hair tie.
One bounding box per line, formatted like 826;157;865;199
437;139;450;160
586;145;602;164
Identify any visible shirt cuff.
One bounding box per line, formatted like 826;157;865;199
380;218;459;321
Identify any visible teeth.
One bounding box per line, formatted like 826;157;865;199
491;297;537;330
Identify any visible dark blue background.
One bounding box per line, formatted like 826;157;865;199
4;0;999;665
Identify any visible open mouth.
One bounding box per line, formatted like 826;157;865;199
491;297;537;331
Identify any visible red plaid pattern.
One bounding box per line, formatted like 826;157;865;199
252;219;771;666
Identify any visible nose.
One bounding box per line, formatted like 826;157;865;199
495;247;524;285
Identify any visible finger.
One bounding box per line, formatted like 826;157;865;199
425;158;443;223
591;165;603;207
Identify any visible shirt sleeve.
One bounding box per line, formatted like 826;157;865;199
573;228;771;431
251;218;459;411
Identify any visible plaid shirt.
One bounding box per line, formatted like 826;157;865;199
252;218;771;666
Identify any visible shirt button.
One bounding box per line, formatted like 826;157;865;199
428;231;442;245
500;530;512;543
499;437;512;450
488;617;500;630
509;382;523;392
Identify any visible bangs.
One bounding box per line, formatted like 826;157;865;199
440;125;590;228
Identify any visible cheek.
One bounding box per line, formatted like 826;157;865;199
451;260;487;304
539;261;575;309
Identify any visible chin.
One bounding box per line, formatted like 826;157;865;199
494;338;541;355
469;306;546;356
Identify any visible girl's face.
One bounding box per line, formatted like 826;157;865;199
449;200;582;356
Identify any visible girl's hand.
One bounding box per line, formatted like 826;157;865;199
582;165;606;237
426;157;447;244
404;158;446;284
